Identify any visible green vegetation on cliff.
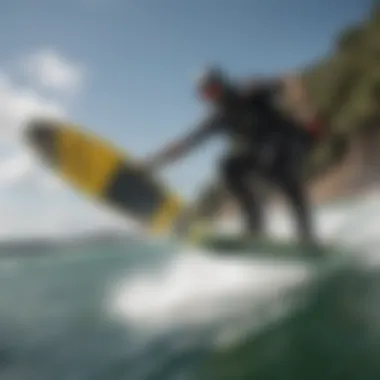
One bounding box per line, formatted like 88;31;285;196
194;4;380;219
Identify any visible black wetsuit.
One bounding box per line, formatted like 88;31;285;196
152;80;317;242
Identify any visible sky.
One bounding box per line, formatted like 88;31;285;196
0;0;372;237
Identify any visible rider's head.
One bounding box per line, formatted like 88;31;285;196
196;65;232;104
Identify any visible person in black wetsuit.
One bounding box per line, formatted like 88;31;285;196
144;66;323;244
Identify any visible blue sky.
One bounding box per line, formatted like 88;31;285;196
0;0;372;236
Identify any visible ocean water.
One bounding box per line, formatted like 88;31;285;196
1;192;380;380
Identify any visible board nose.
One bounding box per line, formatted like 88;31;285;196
25;119;52;142
24;118;57;158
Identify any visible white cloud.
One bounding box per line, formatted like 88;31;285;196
0;150;61;192
0;72;66;190
0;152;32;184
0;73;64;140
0;47;85;190
22;48;84;94
0;48;103;238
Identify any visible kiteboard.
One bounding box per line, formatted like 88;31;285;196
23;117;346;260
23;118;184;236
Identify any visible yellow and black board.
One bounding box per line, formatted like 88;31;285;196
24;118;183;236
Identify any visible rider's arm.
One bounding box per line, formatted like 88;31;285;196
246;73;315;118
281;74;317;122
243;74;324;140
243;73;317;100
281;74;325;139
144;114;221;171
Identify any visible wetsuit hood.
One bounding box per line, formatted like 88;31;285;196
196;65;237;104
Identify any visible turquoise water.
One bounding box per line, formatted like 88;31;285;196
0;236;380;380
0;238;210;380
203;263;380;380
1;194;380;379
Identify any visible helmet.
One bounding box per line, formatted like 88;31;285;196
196;65;230;102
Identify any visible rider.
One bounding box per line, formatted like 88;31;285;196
144;66;323;244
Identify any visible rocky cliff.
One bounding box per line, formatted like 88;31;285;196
309;127;380;203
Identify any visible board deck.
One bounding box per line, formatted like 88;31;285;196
24;118;183;236
197;234;339;259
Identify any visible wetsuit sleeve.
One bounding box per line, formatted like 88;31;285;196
144;114;220;170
